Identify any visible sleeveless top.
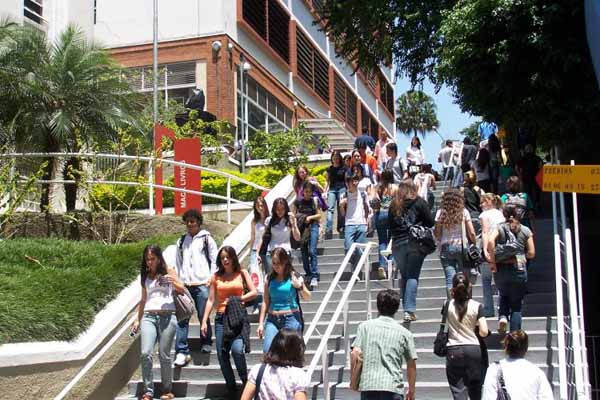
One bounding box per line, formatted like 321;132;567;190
268;277;299;312
214;272;244;313
144;276;176;312
252;221;265;250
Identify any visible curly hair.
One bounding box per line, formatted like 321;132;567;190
437;188;465;227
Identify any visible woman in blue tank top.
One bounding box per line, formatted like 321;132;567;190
257;247;311;353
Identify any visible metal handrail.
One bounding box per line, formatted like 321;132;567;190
1;152;270;224
305;242;376;400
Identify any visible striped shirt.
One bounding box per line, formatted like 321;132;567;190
352;316;418;394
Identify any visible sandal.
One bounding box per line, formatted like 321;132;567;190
141;393;153;400
160;393;175;400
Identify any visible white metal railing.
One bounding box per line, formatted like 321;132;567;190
0;152;269;224
304;242;376;400
551;147;591;399
586;336;600;400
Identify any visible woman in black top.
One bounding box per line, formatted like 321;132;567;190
292;182;321;290
389;180;434;322
463;171;484;235
324;150;347;238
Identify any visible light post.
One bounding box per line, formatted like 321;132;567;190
239;55;251;173
150;0;158;215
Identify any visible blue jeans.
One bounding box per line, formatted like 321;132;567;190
496;264;527;331
480;262;495;317
215;313;247;390
375;210;390;270
140;313;177;396
344;224;367;267
302;223;320;280
262;313;302;353
392;240;426;313
326;187;346;233
175;285;212;355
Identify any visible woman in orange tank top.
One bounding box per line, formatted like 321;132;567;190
201;246;256;398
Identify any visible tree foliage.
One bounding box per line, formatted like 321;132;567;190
396;90;439;138
319;0;600;158
460;121;481;145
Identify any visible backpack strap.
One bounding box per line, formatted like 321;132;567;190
254;363;267;400
178;234;187;260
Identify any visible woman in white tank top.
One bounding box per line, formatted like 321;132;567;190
131;245;185;400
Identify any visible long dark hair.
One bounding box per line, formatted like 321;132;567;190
263;328;305;367
215;245;241;276
476;148;490;170
140;245;169;285
270;197;292;227
489;134;501;153
330;150;343;167
451;272;471;322
253;195;269;223
411;136;421;149
268;247;294;282
293;165;309;191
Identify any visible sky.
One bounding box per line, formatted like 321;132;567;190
393;77;478;169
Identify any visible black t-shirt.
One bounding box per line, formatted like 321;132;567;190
327;165;348;190
517;154;543;182
463;187;482;214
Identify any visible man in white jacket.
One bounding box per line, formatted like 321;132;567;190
173;209;218;367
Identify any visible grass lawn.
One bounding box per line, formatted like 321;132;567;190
0;234;219;344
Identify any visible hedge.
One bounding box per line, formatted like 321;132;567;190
90;165;329;210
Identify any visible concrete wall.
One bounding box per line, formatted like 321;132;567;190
237;28;290;89
94;0;235;47
0;0;23;23
290;0;327;55
46;0;95;42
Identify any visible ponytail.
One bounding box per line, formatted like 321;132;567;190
451;273;471;322
494;195;503;210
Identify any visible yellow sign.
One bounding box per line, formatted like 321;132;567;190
541;165;600;194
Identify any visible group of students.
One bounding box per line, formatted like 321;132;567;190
131;209;313;400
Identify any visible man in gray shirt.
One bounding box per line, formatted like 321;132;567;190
438;140;458;180
385;142;408;184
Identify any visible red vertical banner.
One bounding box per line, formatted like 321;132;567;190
174;138;202;215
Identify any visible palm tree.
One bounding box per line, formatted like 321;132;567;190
396;90;439;138
0;22;141;211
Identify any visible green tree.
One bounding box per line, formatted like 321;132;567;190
247;125;326;176
396;90;439;138
319;0;600;159
0;23;142;211
460;121;481;145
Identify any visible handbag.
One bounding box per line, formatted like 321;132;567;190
461;218;482;266
433;300;450;357
173;286;196;323
409;224;437;255
350;347;363;391
241;270;257;308
495;362;512;400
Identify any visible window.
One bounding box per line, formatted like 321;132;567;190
333;74;357;132
236;70;292;146
125;61;197;108
24;0;44;26
380;76;394;115
242;0;290;63
296;27;329;104
361;104;379;138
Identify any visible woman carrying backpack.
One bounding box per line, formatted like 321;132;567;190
445;273;489;400
502;176;536;236
292;182;322;290
257;248;311;353
372;169;397;279
486;207;535;333
389;180;434;322
257;198;302;275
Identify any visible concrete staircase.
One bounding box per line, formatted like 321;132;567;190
116;183;559;399
298;118;356;151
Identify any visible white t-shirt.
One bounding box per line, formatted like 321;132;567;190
435;209;471;245
357;177;372;194
480;209;505;232
438;146;456;167
144;277;175;312
265;217;293;252
252;221;265;250
414;172;434;199
482;358;554;400
406;146;425;165
345;190;368;226
447;299;483;346
248;364;308;400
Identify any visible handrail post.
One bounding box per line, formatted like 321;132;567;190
366;249;372;320
148;158;154;215
226;177;231;225
554;234;568;400
343;301;350;368
322;342;329;400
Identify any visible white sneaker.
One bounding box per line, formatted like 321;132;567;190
174;352;190;367
498;317;508;335
310;278;318;289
